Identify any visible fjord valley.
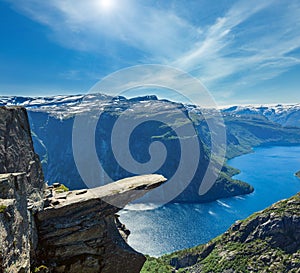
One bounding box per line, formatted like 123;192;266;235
2;0;300;271
1;96;300;273
2;95;300;202
0;94;254;203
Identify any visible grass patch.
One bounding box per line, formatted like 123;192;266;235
34;265;48;272
141;256;173;273
54;184;69;193
0;204;7;213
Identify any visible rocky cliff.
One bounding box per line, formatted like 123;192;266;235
36;175;166;273
0;173;32;273
0;106;167;272
0;107;44;198
0;106;45;272
143;192;300;272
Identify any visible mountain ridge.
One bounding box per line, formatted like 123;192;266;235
222;103;300;128
142;192;300;272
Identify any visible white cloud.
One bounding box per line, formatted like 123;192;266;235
173;0;300;93
5;0;300;101
6;0;199;60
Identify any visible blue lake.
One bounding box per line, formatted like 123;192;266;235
119;145;300;257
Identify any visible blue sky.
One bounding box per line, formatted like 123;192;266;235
0;0;300;106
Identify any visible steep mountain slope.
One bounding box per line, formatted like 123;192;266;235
0;106;44;193
0;106;45;273
142;192;300;273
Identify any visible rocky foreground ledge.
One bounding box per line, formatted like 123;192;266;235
0;173;166;273
37;175;166;273
0;106;166;273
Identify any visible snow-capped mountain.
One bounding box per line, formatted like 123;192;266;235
1;94;300;128
0;94;113;119
222;104;300;128
0;94;165;119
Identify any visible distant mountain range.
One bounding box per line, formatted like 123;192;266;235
1;95;300;127
222;104;300;128
0;94;159;119
1;94;300;203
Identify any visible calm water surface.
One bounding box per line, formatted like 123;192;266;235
119;146;300;256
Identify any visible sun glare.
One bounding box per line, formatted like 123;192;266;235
100;0;114;11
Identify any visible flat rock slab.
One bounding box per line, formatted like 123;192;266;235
38;174;166;221
36;174;167;273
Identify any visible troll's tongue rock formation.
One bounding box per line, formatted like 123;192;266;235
36;175;166;273
0;106;166;273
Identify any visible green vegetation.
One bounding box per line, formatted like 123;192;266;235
0;204;7;213
54;184;69;193
222;164;240;177
187;239;300;273
33;265;48;273
141;256;173;273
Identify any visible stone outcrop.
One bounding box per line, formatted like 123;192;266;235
36;175;166;273
0;106;45;273
0;173;31;273
150;192;300;273
222;195;300;254
0;106;167;273
0;107;44;195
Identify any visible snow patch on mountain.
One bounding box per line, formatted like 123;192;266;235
1;94;299;128
222;104;300;127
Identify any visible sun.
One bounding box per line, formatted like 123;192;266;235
100;0;114;11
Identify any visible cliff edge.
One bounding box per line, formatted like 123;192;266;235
0;106;166;273
36;175;166;273
0;106;45;272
